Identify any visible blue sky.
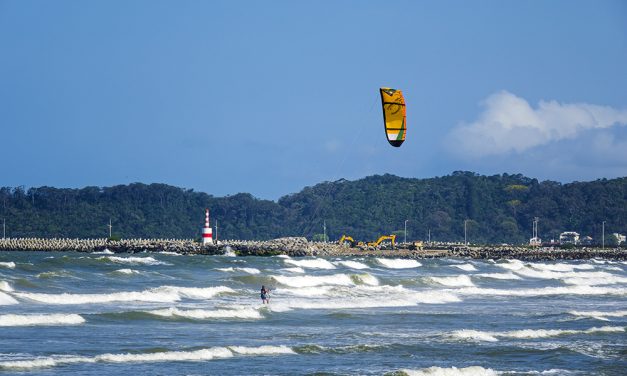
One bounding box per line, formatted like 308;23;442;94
1;1;626;200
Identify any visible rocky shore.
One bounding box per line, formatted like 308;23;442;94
0;237;625;261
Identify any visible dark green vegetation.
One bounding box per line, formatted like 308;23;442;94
1;172;625;244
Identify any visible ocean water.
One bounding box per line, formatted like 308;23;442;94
0;251;626;375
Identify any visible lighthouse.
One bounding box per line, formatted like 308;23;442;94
202;208;213;245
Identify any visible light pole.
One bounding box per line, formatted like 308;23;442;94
2;218;5;239
464;219;468;246
108;218;112;239
428;229;431;243
215;219;219;242
602;221;606;249
323;220;327;242
404;220;409;244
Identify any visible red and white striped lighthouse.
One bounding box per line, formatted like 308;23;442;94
202;208;213;245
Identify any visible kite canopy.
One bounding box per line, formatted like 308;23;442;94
379;87;406;147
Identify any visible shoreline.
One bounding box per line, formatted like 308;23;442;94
0;237;625;261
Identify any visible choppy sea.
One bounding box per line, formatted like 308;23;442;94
0;251;626;375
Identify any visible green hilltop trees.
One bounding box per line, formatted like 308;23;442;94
0;172;625;245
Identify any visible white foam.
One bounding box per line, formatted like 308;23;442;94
276;286;333;297
352;273;379;286
281;267;305;273
336;260;370;269
449;330;499;342
529;262;595;272
568;310;627;321
0;345;295;370
454;285;627;297
100;256;168;266
276;254;291;258
92;249;114;255
0;291;18;305
0;313;85;327
504;326;624;339
399;366;498;376
15;285;233;305
113;268;141;275
429;275;475;287
0;281;13;292
0;261;16;269
271;274;354;287
562;275;627;286
449;326;625;342
452;264;477;272
376;258;422;269
284;258;336;269
146;307;262;320
217;267;260;274
474;272;521;280
228;345;295;355
268;288;460;312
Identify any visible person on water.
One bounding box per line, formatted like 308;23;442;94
260;285;270;304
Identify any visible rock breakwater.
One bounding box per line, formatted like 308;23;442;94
0;237;625;261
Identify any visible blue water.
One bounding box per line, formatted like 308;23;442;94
0;252;626;375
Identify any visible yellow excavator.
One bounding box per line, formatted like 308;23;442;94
367;235;396;249
339;235;357;247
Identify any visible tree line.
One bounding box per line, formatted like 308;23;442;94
1;172;625;245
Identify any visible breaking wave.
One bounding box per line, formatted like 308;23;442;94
0;313;85;327
449;326;624;342
0;261;16;269
336;260;370;269
473;272;521;280
376;258;422;269
14;285;234;305
111;268;142;275
452;264;477;272
281;267;305;273
145;307;263;320
99;256;168;266
216;267;260;274
0;345;294;370
271;274;354;287
0;280;13;291
568;310;627;321
284;258;336;269
395;366;498;376
0;291;18;305
428;275;475;287
269;287;460;312
453;285;627;297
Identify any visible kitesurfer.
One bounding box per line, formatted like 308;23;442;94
260;285;270;304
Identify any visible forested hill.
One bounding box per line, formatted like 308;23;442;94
1;172;625;244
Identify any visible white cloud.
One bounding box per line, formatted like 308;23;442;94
447;91;627;157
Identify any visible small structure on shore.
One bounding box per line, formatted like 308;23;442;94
202;208;213;245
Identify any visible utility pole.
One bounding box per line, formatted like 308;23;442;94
404;219;409;244
602;221;606;249
108;218;112;238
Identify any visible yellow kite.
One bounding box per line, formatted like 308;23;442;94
379;87;406;147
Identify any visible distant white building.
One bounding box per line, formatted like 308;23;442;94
559;231;580;245
529;237;541;246
612;233;626;245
